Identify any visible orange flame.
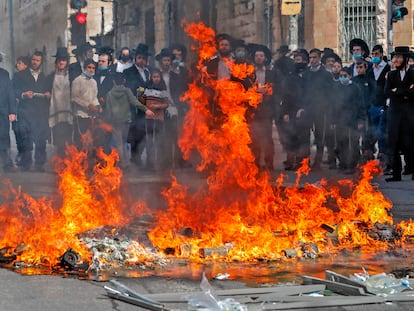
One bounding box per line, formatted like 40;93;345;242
148;22;413;261
0;147;131;265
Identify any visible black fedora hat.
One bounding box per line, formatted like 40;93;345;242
393;46;410;55
349;38;370;57
96;46;114;56
52;47;69;60
72;42;95;55
155;48;174;62
134;43;151;57
247;43;272;65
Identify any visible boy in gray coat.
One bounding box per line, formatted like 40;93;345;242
105;73;154;168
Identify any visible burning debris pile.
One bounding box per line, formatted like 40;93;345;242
147;22;414;261
0;22;414;275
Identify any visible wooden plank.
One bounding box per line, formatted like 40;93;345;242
260;296;385;310
301;275;368;296
144;285;326;303
325;270;372;294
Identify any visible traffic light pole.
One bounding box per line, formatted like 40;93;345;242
387;0;393;57
8;0;15;75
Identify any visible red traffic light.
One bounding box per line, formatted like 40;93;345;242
75;12;87;24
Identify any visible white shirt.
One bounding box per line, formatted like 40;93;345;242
373;60;387;81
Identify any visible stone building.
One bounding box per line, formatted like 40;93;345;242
0;0;112;73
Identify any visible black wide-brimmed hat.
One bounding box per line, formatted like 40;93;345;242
155;48;174;62
215;33;233;45
96;46;114;56
246;43;272;65
72;42;95;56
134;43;151;57
393;46;410;55
277;45;291;55
349;38;370;57
52;47;69;60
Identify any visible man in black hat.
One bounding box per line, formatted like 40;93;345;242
205;33;234;81
349;38;372;77
384;46;414;182
0;53;17;172
47;47;73;157
12;51;51;172
69;42;95;83
247;43;275;171
124;43;152;166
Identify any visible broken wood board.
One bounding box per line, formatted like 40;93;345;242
325;270;372;294
259;296;385;310
144;284;325;303
301;275;369;296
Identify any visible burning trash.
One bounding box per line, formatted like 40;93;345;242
1;22;414;277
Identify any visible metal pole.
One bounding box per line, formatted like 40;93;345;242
387;0;393;57
101;6;105;47
8;0;15;75
113;0;118;52
288;15;298;51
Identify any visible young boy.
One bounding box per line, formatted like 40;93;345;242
332;67;366;173
105;73;154;168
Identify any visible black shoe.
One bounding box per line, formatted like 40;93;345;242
402;169;413;175
412;174;414;181
3;165;17;173
383;168;394;175
34;165;45;172
385;176;402;182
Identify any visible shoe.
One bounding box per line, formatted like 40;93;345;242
383;168;394;176
385;176;402;182
3;165;17;173
34;165;45;172
412;174;414;181
311;163;321;170
402;169;413;175
19;166;31;172
344;168;355;175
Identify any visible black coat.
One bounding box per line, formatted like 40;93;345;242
0;68;16;150
0;68;16;117
333;82;365;128
68;61;82;84
372;63;391;107
94;69;115;109
12;68;52;141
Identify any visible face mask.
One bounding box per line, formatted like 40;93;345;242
372;56;381;64
295;63;307;71
121;55;130;62
339;76;349;85
173;59;184;67
310;61;320;68
99;66;108;71
235;51;246;59
83;71;94;79
353;53;362;60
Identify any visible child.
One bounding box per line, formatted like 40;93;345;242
105;73;154;168
140;69;170;170
332;67;366;173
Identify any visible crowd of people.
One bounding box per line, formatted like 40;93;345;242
0;35;413;182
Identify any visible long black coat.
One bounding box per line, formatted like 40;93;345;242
12;68;52;141
0;68;16;150
384;68;414;164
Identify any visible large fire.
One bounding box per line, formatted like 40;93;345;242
147;22;414;261
0;22;413;270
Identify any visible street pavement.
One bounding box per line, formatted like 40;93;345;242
0;140;413;310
